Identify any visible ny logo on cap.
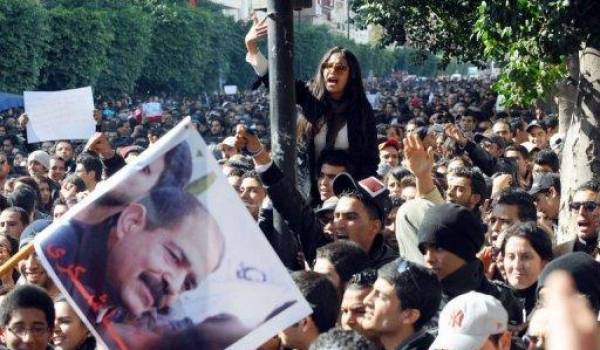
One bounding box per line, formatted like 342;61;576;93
448;309;464;329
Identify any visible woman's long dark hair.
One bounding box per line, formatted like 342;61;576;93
298;47;372;143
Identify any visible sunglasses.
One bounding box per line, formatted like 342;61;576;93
397;259;421;292
521;334;544;350
569;201;600;212
321;62;349;73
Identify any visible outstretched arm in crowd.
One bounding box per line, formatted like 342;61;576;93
244;13;326;123
84;132;126;179
235;125;327;264
445;123;506;177
403;133;444;203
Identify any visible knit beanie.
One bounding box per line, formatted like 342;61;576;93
417;203;485;262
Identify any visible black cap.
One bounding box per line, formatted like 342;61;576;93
529;173;560;196
526;120;546;133
19;219;52;250
538;252;600;313
417;203;485;261
315;197;339;216
332;173;389;222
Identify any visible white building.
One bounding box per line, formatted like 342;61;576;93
208;0;380;44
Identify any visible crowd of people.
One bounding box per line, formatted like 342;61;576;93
0;18;596;350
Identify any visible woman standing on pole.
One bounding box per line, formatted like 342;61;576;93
245;14;379;203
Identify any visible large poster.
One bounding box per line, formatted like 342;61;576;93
34;117;311;349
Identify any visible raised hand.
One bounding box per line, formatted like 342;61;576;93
245;12;268;55
444;123;467;146
85;132;115;159
403;133;435;177
235;124;261;154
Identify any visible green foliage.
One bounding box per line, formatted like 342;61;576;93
294;24;432;81
353;0;600;107
136;5;212;95
96;7;153;96
0;0;49;93
2;0;442;97
40;7;113;90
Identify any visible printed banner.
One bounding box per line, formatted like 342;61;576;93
35;117;311;350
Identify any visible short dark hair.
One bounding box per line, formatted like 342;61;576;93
240;170;263;187
316;241;370;283
494;189;537;222
7;186;36;216
76;153;103;181
63;174;87;193
533;150;559;172
310;328;377;350
318;150;351;174
346;269;377;291
340;190;380;222
1;207;29;228
377;259;442;330
0;285;54;328
501;221;554;261
505;144;529;160
448;167;487;199
576;180;600;194
291;271;339;333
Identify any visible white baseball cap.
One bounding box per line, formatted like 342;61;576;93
429;291;508;350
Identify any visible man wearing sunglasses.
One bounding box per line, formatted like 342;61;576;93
555;180;600;257
361;258;441;350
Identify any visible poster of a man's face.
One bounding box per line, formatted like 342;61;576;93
35;118;311;350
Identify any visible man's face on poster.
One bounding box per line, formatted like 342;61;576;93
106;203;224;318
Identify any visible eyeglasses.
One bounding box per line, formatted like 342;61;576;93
7;325;48;338
321;62;349;73
397;259;421;292
569;201;600;212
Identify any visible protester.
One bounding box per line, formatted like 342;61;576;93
361;258;442;350
52;297;95;350
417;203;523;328
430;291;512;350
554;180;600;257
500;222;553;317
279;271;339;350
245;14;379;203
0;285;54;350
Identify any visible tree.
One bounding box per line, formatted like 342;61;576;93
136;5;213;95
39;7;113;90
353;0;600;241
0;0;49;93
96;7;153;96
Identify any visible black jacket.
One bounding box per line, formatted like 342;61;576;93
253;74;379;191
259;162;397;268
462;140;517;177
430;260;523;333
395;329;434;350
368;233;399;269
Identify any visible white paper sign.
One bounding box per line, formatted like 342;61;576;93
142;102;163;118
35;117;311;350
224;85;238;95
24;87;95;143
